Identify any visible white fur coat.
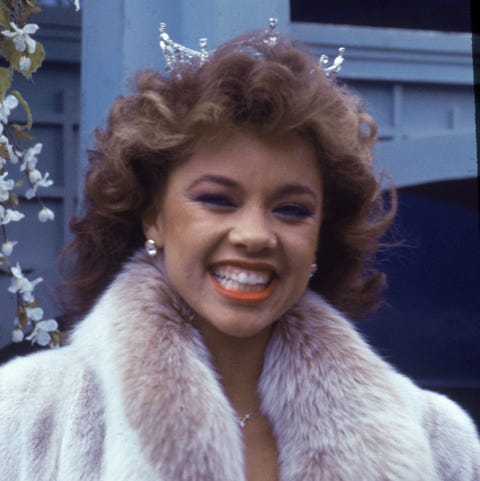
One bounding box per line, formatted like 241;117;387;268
1;253;479;481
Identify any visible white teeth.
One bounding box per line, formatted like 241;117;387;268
217;276;266;293
238;272;248;283
211;265;273;292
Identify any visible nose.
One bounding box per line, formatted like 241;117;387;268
228;207;277;253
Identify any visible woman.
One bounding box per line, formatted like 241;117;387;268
0;26;479;481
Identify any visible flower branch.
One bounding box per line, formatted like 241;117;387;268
0;0;60;348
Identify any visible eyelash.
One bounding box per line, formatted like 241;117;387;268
193;193;235;208
193;194;313;219
274;204;313;219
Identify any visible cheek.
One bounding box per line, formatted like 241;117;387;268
291;226;320;261
163;202;194;241
162;210;211;275
308;217;323;258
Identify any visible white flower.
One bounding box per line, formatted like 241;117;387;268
1;22;38;54
8;263;43;303
0;172;14;201
26;319;58;346
12;326;24;343
38;206;55;222
0;94;19;123
19;56;31;72
28;169;42;184
26;171;53;199
0;135;20;165
1;240;17;256
20;143;42;171
0;205;25;225
26;307;43;322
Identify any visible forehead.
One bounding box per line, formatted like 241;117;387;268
169;131;322;189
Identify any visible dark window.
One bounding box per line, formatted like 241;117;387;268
291;0;471;33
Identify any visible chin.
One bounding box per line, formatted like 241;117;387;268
204;316;275;340
228;319;277;339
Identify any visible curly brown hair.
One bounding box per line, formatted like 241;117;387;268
61;31;396;323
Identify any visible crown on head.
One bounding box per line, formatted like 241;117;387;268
159;18;345;77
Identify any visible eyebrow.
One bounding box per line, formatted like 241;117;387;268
188;174;320;203
276;184;319;203
188;175;238;190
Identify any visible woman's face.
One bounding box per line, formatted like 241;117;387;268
144;131;323;339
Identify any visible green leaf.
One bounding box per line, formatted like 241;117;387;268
11;90;32;130
9;191;19;208
0;37;19;68
49;330;65;347
0;66;12;99
24;298;39;308
17;309;30;328
12;123;35;140
0;4;10;28
22;1;42;22
20;41;45;79
0;139;10;160
0;38;45;80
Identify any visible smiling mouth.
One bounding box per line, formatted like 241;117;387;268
209;265;276;303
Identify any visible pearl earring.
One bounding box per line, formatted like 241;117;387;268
309;263;317;278
145;239;158;257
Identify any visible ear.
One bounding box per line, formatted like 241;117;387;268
142;205;165;249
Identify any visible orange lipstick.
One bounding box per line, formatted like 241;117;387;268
210;273;276;304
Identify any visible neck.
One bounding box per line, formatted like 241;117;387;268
194;320;273;415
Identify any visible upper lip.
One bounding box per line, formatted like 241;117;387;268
209;259;278;276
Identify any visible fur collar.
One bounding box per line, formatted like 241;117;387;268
75;252;436;480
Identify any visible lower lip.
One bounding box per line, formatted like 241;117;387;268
210;274;276;304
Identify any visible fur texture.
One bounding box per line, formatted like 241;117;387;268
0;252;479;481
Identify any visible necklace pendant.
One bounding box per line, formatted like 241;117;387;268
237;411;255;429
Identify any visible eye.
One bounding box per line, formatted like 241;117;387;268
193;193;236;208
274;204;313;219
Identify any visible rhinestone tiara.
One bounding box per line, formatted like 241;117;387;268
159;18;345;77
